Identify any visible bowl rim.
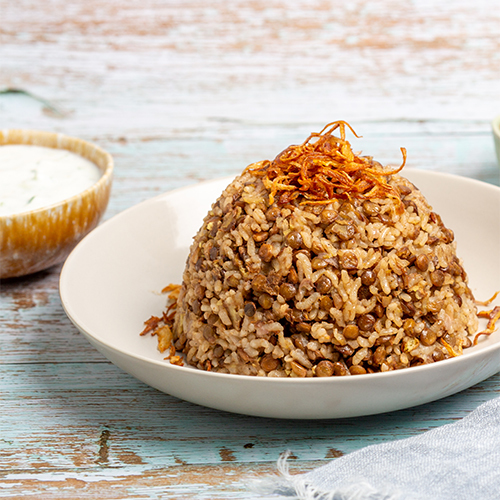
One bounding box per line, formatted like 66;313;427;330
0;129;113;220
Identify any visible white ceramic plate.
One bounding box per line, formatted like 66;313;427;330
60;170;500;419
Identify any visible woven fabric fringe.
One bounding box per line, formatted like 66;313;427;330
252;397;500;500
261;451;400;500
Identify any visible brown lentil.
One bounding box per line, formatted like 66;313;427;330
202;325;215;342
237;347;251;363
358;286;372;300
191;299;201;315
373;345;386;365
415;254;429;272
430;270;445;287
362;201;380;217
253;231;269;243
307;348;320;362
265;206;281;221
291;333;308;350
290;309;306;323
357;314;376;332
397;184;412;196
333;222;355;241
332;361;348;376
408;225;420;240
432;350;445;362
373;303;385;318
261;354;279;372
448;261;462;276
207;313;218;326
319;295;333;310
403;318;416;336
320;209;337;224
279;282;297;300
252;274;268;293
258;243;274;263
194;284;205;300
349;365;367;375
226;275;240;288
296;322;312;333
361;269;376;286
209;246;218;260
244;302;257;317
340;251;358;270
286;231;303;249
208;219;219;237
375;335;393;346
401;300;416;317
403;199;419;214
291;360;308;377
442;228;454;243
316;360;335;377
420;328;437;346
343;324;360;340
316;275;333;294
336;344;354;357
258;293;273;309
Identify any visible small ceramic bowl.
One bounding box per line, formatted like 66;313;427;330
0;130;113;279
493;115;500;167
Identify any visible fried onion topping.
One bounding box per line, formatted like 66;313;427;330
246;121;407;206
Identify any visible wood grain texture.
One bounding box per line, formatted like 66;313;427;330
2;361;500;467
1;0;500;497
2;359;499;497
1;0;500;135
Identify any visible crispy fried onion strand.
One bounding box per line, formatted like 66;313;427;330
440;338;463;357
245;121;407;206
141;284;183;365
474;306;500;346
475;290;500;307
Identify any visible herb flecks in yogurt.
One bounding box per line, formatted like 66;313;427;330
0;145;101;216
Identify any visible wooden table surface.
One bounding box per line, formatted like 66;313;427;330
1;1;500;498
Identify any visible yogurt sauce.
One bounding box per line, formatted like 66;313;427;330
0;144;102;216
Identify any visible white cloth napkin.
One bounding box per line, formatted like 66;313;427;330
256;396;500;500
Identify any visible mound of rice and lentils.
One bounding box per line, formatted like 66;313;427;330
143;121;490;378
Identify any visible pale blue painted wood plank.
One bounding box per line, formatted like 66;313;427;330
1;268;107;364
1;362;499;471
